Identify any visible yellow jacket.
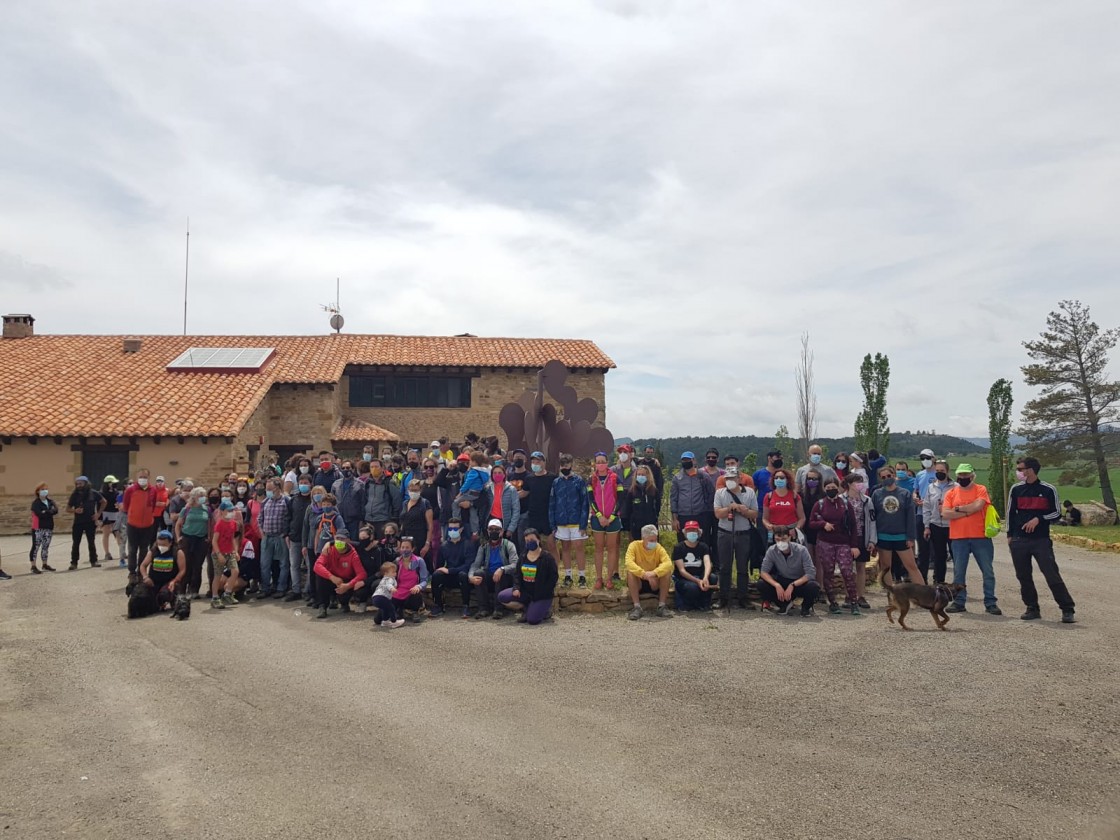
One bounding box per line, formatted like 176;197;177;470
625;540;673;578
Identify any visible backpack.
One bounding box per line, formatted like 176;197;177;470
315;510;340;548
984;503;1001;538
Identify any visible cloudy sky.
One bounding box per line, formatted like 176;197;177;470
2;1;1118;440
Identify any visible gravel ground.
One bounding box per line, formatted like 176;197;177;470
1;534;1119;840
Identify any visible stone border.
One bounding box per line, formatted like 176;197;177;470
1051;533;1120;553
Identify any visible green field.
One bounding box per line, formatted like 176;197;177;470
938;454;1120;505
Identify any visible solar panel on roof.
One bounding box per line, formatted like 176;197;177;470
167;347;275;372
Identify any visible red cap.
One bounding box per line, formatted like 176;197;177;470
456;453;471;462
617;443;634;453
683;520;700;531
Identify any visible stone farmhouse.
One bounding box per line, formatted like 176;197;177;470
0;314;613;535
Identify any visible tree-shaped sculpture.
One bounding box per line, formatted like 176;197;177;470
498;360;615;472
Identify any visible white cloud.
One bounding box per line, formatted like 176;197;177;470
1;0;1118;439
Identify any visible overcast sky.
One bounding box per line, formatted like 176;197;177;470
2;1;1118;441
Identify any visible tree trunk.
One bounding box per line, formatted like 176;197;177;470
1090;425;1118;520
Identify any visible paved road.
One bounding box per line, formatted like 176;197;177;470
2;535;1119;840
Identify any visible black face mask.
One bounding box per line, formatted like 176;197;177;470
935;471;947;481
385;534;398;544
488;530;502;542
957;476;972;488
825;489;839;499
342;468;354;479
706;458;718;466
772;458;783;469
514;459;525;467
681;460;694;471
560;468;572;476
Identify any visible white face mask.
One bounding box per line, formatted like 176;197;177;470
921;459;933;468
408;491;420;500
726;480;738;491
619;453;629;463
776;540;791;552
299;466;309;475
137;478;149;488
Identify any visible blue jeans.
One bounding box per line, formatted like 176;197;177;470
260;534;290;593
287;540;303;595
673;573;714;610
951;537;997;607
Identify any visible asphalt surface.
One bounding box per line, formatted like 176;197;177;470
2;534;1119;840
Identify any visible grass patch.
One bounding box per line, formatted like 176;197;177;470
1051;525;1120;548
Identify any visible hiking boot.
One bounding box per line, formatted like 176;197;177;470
429;606;445;617
211;597;224;610
410;612;425;623
1020;607;1041;621
340;603;352;614
284;592;301;602
42;564;56;572
69;562;78;570
315;607;328;619
655;604;671;618
985;605;1003;616
849;603;862;617
255;591;272;601
30;566;42;575
1062;610;1076;624
221;592;236;607
800;604;815;617
774;601;791;616
627;605;643;621
946;603;966;613
828;602;842;615
710;598;723;611
516;613;527;623
577;575;587;589
491;610;504;620
857;597;871;609
562;575;573;588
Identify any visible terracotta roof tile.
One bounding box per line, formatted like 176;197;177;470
332;417;400;442
0;333;613;438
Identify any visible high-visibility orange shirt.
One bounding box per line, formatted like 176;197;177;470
942;483;990;540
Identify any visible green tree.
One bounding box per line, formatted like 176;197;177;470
1020;300;1120;518
742;452;758;473
987;378;1014;516
773;425;794;463
854;353;891;455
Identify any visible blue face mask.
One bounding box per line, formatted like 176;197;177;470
635;475;648;485
644;541;658;550
362;453;373;461
531;463;543;474
774;477;788;489
219;500;234;511
448;529;461;541
313;493;324;503
265;490;275;500
525;539;539;551
809;454;822;465
685;531;699;542
299;484;311;495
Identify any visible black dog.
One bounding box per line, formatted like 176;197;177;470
127;580;159;619
170;593;191;621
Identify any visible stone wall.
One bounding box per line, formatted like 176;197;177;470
266;384;339;454
341;368;607;447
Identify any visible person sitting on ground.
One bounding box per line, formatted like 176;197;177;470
624;524;673;620
370;561;406;629
469;520;518;620
758;524;820;616
671;522;713;611
1058;500;1082;526
430;517;473;617
390;535;429;623
497;528;559;625
312;528;367;619
138;529;187;610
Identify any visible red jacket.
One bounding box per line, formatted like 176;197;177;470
313;545;367;584
122;483;157;528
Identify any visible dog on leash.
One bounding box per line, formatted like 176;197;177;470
880;568;965;631
170;593;191;620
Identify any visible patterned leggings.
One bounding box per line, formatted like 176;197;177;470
30;529;53;565
817;541;857;604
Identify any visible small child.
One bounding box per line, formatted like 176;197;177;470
371;561;405;628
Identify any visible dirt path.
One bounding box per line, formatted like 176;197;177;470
2;535;1118;839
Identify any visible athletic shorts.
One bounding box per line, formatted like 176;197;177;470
588;517;622;534
213;552;240;574
100;512;119;525
877;539;909;553
555;525;585;542
634;576;668;593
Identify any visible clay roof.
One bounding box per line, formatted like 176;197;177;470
0;333;613;438
332;417;400;442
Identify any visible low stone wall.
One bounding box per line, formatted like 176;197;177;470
1052;533;1120;553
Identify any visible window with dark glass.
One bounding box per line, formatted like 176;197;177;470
349;375;471;408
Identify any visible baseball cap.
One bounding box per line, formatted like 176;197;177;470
511;448;527;456
103;474;118;483
76;475;90;483
955;463;974;474
156;529;173;541
487;518;503;529
456;453;471;462
617;443;633;452
334;528;350;540
681;451;696;460
920;448;934;458
530;451;545;460
430;440;441;449
156;475;166;482
683;520;700;531
766;449;782;458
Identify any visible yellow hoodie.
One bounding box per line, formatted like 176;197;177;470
625;540;673;578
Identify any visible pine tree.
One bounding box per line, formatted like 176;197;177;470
987;378;1014;516
1020;300;1119;517
854;353;891;454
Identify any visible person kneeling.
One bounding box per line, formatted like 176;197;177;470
312;529;367;619
430;517;473;618
758;525;820;616
138;529;186;613
624;524;673;620
469;519;518;620
497;528;558;625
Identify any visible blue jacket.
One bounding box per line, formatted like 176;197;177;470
549;473;590;531
439;537;472;576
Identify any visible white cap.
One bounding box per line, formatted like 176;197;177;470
430;440;441;449
487;518;503;529
920;448;934;458
155;475;166;482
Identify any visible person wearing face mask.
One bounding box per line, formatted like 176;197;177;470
942;464;1001;615
700;448;724;485
399;450;424;495
912;449;937;581
254;478;292;600
435;454;468;541
468;519;518;619
1007;456;1075;623
430;517;474;617
550;453;590;588
388;535;429;622
329;460;367;534
800;469;825;562
795;444;838;495
672;522;714;611
843;474;873;608
99;475;123;564
496;528;559;624
869;466;923;587
139;529;186;610
400;478;436;570
809;479;861;615
623;524;673;619
713;463;759;610
521;451;557;554
453;451;493;543
833;454;850;481
639;444;664;493
921;460;955;585
284;476;313;601
752;450;783;511
152;476;170;532
847;452;869;488
587;452;622;590
121;469;157;574
758;525;820;616
622;465;661;543
611;444;636;497
30;483;59;573
362;459;401;539
488;464;522;547
210;499;243;609
761;469;806;543
311;529;367;619
670;451;716;550
166;479;193;535
312;453;341;494
175;487;212;599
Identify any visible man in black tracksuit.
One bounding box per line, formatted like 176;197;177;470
1006;456;1075;623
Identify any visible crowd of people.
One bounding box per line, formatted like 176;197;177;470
1;436;1077;625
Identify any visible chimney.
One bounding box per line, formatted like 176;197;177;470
123;338;143;353
2;314;35;338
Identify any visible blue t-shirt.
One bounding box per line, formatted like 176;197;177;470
487;545;504;574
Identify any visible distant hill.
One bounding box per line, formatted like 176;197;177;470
632;433;989;464
964;435;1028;449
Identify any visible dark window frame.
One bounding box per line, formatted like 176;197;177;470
348;374;472;408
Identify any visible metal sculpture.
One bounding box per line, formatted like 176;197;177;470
499;360;615;471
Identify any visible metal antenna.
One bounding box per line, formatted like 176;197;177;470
182;218;190;335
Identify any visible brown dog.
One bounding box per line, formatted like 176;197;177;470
880;568;965;631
